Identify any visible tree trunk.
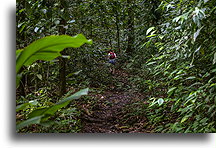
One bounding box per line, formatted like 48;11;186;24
98;2;113;49
126;0;135;53
59;20;67;96
114;3;120;53
59;53;66;96
19;72;26;97
116;18;120;52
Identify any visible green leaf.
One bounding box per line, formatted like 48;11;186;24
211;68;216;73
157;98;164;106
28;108;48;118
194;46;201;53
19;24;26;33
173;16;181;23
181;114;192;123
29;100;38;106
213;52;216;64
16;49;23;59
28;88;89;119
210;83;216;87
193;27;203;42
16;103;29;112
186;76;196;80
16;100;38;112
42;102;69;118
146;61;157;66
18;9;25;13
37;74;42;80
184;92;197;106
147;34;157;38
54;20;60;25
66;70;82;78
167;87;177;97
16;116;43;131
39;121;55;127
204;0;208;3
148;97;157;107
57;88;89;104
146;27;155;35
61;55;70;59
16;73;22;88
16;34;93;74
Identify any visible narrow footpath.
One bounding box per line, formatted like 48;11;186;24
79;70;151;133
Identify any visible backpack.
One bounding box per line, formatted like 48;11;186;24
110;52;116;59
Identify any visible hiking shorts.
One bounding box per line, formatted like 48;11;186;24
109;59;116;65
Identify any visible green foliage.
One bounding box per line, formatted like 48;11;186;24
126;0;216;133
16;88;89;131
16;0;215;133
16;33;92;132
16;100;38;112
16;116;43;131
16;34;92;74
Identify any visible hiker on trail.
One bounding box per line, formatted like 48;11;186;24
108;50;116;64
108;50;117;74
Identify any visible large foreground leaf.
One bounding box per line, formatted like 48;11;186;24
16;116;43;131
17;88;89;131
28;88;89;119
16;34;92;74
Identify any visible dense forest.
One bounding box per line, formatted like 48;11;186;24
16;0;215;133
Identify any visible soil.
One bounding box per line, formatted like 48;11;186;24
78;69;151;133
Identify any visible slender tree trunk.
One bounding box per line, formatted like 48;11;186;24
116;18;120;52
59;20;67;96
114;4;120;53
127;0;135;53
59;53;66;96
98;2;113;49
58;0;70;96
19;71;26;97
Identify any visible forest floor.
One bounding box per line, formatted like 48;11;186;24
78;69;152;133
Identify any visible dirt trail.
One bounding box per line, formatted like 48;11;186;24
80;91;133;133
79;70;150;133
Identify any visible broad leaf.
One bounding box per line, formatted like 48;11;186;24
16;49;23;59
27;88;89;119
44;88;89;117
16;116;43;131
193;27;203;42
37;74;42;80
16;100;38;112
57;88;89;104
28;108;49;119
16;34;92;74
16;103;30;112
146;27;155;35
16;73;22;88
